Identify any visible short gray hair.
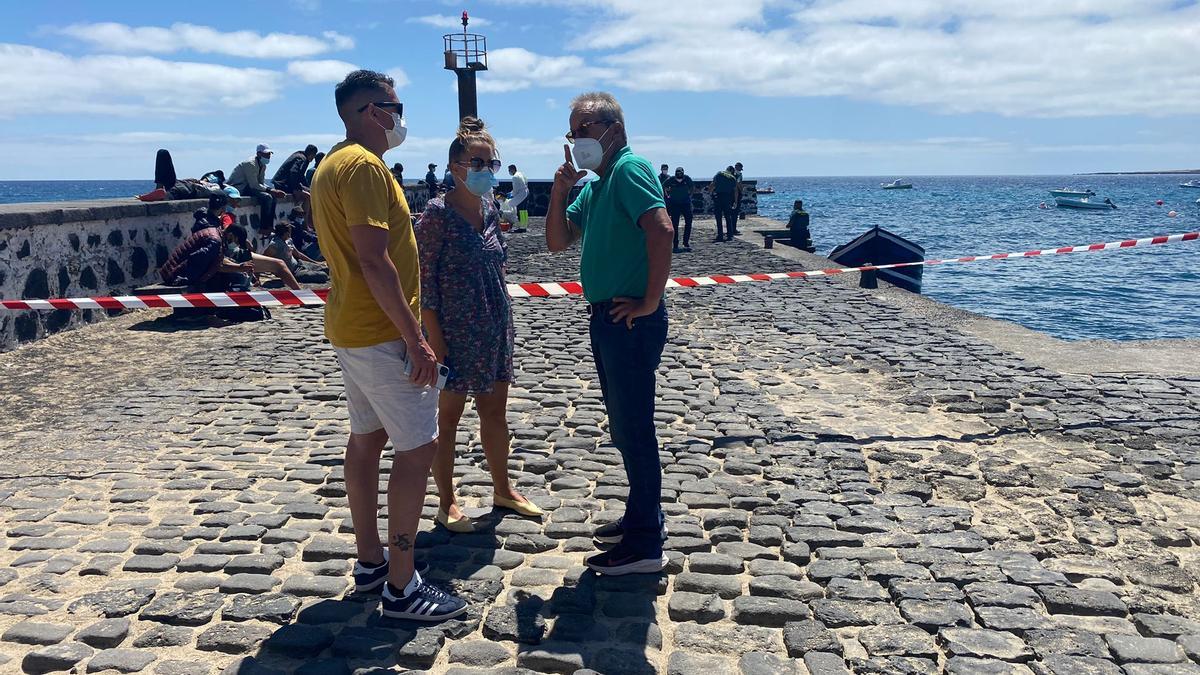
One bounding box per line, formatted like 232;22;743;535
570;91;625;126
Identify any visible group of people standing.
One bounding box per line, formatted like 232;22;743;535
656;161;746;252
310;69;674;622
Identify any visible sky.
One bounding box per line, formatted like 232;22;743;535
1;0;1199;180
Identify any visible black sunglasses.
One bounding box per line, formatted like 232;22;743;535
455;158;503;172
357;101;403;116
565;119;614;143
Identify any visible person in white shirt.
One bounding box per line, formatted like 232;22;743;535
507;164;529;230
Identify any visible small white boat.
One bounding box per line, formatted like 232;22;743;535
881;179;913;190
1180;179;1200;188
1048;188;1095;198
1055;196;1117;210
755;187;775;194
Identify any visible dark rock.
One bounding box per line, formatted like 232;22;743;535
783;620;841;656
667;592;725;623
811;600;902;627
222;594;300;625
21;642;93;674
85;648;157;673
857;624;938;658
196;622;272;654
674;572;741;599
140;592;224;627
732;596;810;627
131;625;193;648
482;605;546;644
939;627;1034;661
1104;634;1184;664
1;620;73;645
667;651;734;675
1039;587;1127;617
803;651;850;675
899;600;973;628
77;618;130;648
516;645;585;674
1038;654;1122;675
738;652;799;675
447;639;511;667
394;627;446;670
69;588;156;618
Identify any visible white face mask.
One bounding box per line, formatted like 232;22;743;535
378;110;407;150
571;124;613;172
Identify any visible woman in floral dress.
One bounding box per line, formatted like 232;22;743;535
415;117;543;532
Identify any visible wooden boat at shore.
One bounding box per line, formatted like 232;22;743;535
1055;196;1117;210
829;225;924;293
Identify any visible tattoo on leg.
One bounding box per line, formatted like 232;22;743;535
390;533;412;551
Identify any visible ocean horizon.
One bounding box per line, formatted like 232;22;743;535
2;176;1197;344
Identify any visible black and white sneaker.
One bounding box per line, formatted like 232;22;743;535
353;550;429;593
586;545;669;576
593;517;668;545
353;550;390;593
381;576;468;622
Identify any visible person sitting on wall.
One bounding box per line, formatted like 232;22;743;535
391;162;405;186
304;152;325;187
273;144;318;218
230;143;287;229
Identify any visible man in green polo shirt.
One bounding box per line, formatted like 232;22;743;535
546;91;675;576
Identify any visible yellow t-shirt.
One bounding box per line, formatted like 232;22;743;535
310;140;419;348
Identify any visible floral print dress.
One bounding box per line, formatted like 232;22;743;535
415;196;514;394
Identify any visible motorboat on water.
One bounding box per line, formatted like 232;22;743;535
1180;179;1200;188
881;179;913;189
1055;196;1117;210
1048;188;1095;198
755;187;775;194
829;225;924;293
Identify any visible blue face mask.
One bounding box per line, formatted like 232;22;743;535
464;169;498;197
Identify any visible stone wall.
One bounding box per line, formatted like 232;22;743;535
0;197;293;352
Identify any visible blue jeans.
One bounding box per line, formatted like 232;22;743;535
589;299;668;556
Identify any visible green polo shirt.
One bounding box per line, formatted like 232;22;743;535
566;145;666;303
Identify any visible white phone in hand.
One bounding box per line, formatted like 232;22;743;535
403;351;450;389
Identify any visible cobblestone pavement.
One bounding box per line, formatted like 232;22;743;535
2;217;1200;674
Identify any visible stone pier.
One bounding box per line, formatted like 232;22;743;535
1;216;1199;674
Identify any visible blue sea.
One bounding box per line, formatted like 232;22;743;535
2;177;1197;342
755;176;1199;342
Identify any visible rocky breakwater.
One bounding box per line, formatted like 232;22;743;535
0;216;1197;673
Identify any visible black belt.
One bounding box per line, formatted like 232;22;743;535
586;300;613;318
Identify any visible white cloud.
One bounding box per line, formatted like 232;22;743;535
513;0;1200;118
0;43;283;117
408;14;492;29
288;59;360;84
55;22;354;59
479;47;618;93
386;68;412;90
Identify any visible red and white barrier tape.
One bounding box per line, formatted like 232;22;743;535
3;231;1196;310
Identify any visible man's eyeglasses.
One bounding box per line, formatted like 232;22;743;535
455;158;503;172
358;101;403;116
565;119;614;144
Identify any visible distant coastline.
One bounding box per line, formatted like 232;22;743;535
1078;169;1200;175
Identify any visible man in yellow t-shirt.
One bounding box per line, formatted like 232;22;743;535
309;69;466;622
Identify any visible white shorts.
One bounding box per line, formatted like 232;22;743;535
334;339;438;452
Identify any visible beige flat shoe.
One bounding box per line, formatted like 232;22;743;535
493;494;545;518
436;508;475;533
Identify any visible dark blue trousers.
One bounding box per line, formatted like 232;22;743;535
588;299;667;556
